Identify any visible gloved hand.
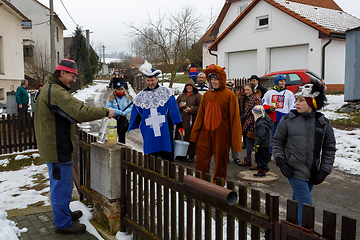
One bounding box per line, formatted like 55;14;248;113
310;170;328;185
253;145;260;152
276;158;294;178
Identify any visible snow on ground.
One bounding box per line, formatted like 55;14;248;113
0;80;359;239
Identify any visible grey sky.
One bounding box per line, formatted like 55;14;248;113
36;0;360;56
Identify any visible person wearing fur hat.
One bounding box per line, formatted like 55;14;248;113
128;61;185;162
273;80;336;225
190;64;242;183
34;59;115;234
262;74;295;157
175;79;202;162
106;81;132;143
252;105;274;177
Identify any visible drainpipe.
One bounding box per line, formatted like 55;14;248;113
321;34;333;80
208;48;218;65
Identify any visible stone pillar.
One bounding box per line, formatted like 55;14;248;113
90;142;125;234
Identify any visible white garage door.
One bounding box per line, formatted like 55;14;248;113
228;50;257;79
270;44;309;72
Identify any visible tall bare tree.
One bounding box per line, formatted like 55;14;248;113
128;6;202;88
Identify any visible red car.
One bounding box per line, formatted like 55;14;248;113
263;69;326;94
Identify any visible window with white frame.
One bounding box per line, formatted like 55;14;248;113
238;2;250;15
256;15;270;30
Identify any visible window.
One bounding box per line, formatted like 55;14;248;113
57;51;60;63
238;2;250;15
0;89;4;100
256;15;270;30
56;27;59;42
285;74;302;86
24;46;33;57
22;20;32;29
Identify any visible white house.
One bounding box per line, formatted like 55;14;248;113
10;0;66;72
0;0;29;102
201;0;360;91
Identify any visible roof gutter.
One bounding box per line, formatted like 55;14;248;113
321;33;346;79
208;49;218;65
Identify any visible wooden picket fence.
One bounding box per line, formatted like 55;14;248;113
71;129;357;239
0;113;37;154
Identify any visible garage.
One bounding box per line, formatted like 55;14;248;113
270;44;309;72
228;50;257;79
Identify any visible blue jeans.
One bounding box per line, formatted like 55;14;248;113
269;122;278;155
288;177;314;226
46;161;74;229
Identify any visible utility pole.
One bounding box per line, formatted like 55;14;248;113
86;29;90;50
102;45;106;63
50;0;56;70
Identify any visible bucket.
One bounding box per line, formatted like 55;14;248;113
174;140;190;156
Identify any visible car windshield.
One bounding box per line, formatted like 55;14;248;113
305;71;322;81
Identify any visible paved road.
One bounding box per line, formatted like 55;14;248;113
82;81;360;237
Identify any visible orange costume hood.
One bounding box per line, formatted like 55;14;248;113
204;64;227;91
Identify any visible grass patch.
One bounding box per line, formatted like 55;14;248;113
330;111;360;130
173;74;191;83
28;201;46;208
327;91;344;95
0;152;45;172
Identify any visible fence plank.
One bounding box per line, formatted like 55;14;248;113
126;148;132;235
302;204;315;230
205;174;212;240
144;154;149;231
322;210;336;240
132;150;138;236
137;152;144;229
216;177;224;240
239;184;247;240
265;193;279;240
170;162;177;240
163;161;170;240
149;156;156;234
227;181;236;240
178;165;185;240
156;158;163;239
195;171;202;240
341;216;356;240
186;168;194;240
287;199;298;225
251;189;261;240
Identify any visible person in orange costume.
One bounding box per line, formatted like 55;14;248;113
190;64;242;183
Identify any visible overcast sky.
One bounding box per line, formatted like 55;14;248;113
36;0;360;56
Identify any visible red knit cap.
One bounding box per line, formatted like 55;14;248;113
55;59;78;76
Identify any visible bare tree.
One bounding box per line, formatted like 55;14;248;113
24;40;51;84
128;5;202;87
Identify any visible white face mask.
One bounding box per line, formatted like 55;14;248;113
294;84;320;98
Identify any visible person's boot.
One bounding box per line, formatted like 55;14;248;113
188;155;195;162
238;157;251;166
55;221;86;234
71;210;83;221
250;162;258;170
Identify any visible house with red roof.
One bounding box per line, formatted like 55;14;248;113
200;0;360;91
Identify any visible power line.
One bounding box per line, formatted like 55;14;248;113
59;0;77;26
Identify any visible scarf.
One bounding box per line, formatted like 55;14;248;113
115;91;125;98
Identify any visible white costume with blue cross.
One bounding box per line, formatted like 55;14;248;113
128;85;182;155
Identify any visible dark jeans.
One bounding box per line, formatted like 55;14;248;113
269;122;279;154
17;105;28;132
246;136;254;158
191;76;197;84
255;147;270;171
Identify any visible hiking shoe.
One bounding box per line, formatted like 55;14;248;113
233;158;240;164
71;210;83;221
55;221;86;234
253;171;266;177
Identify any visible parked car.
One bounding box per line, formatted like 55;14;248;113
262;69;326;94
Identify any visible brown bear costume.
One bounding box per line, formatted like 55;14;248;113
190;64;242;182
